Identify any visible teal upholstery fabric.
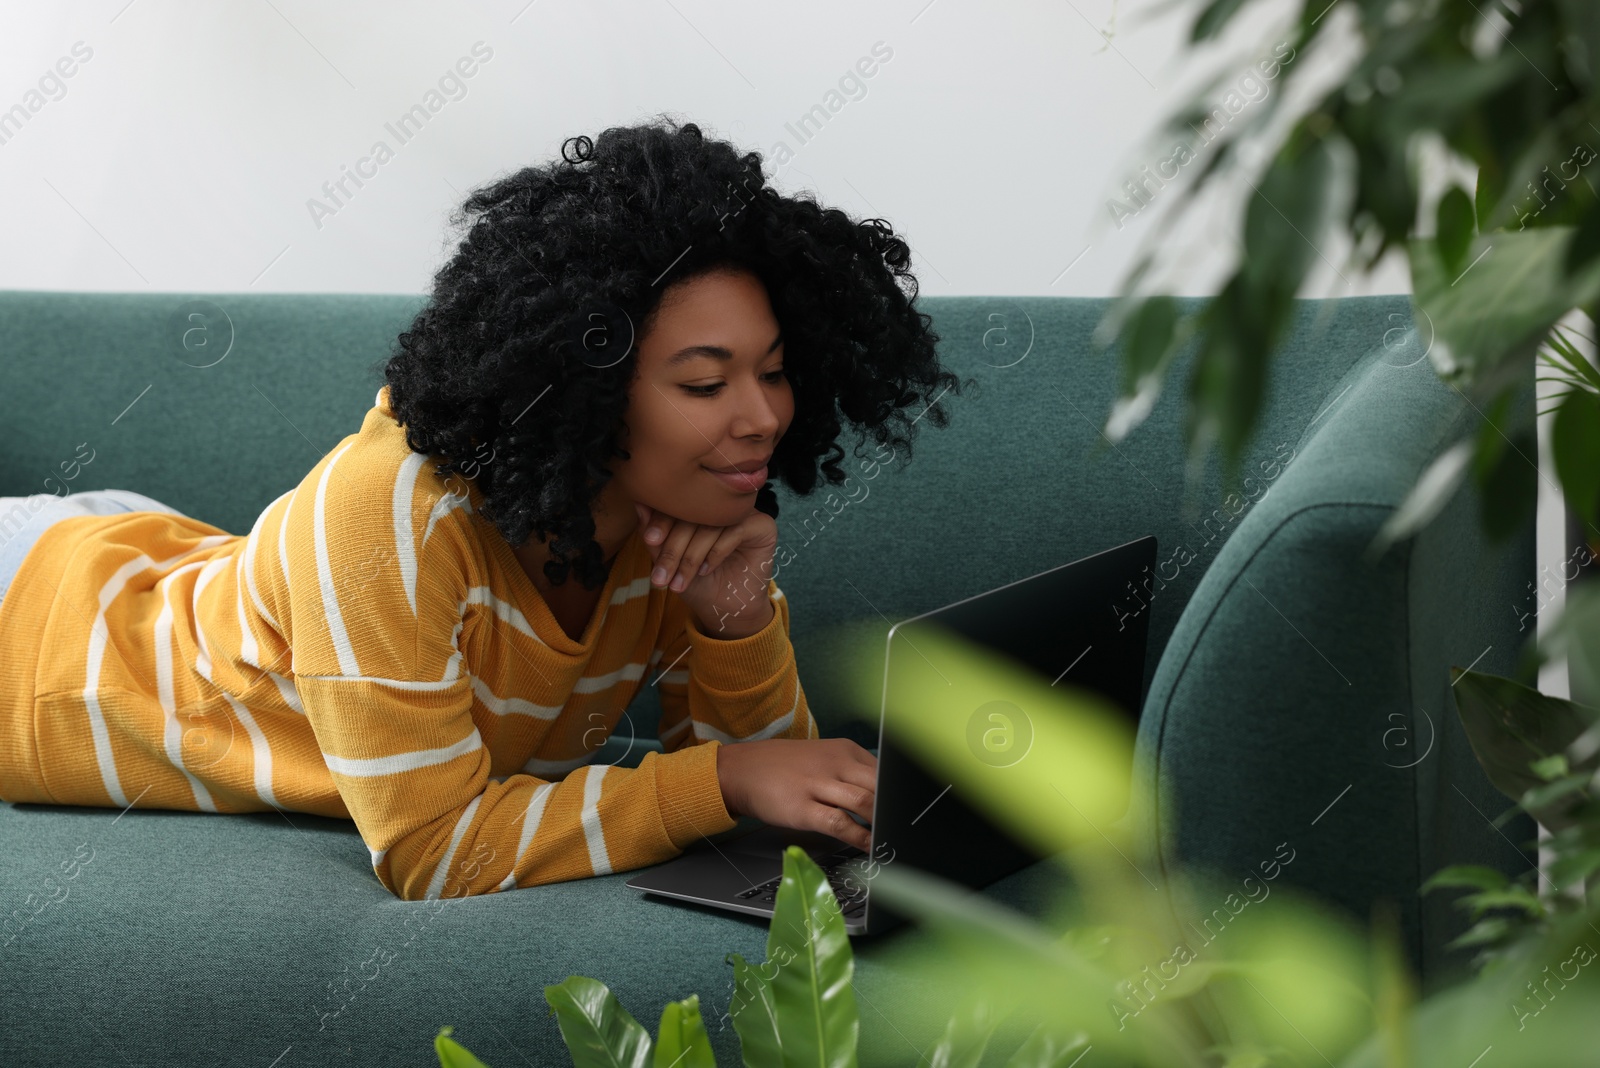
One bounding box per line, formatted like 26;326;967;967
1132;330;1538;990
0;290;1534;1063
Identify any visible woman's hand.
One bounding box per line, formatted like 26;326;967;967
634;500;778;639
716;738;878;852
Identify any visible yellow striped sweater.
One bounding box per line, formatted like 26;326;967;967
0;385;816;900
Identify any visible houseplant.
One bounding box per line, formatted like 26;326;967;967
429;622;1600;1066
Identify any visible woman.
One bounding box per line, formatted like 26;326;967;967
0;117;966;901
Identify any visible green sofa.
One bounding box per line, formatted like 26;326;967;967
0;290;1535;1065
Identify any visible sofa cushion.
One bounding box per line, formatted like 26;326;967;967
0;732;1076;1066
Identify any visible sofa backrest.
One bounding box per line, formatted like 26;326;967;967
0;291;424;527
0;290;1410;727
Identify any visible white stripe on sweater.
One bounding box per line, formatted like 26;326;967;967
234;549;260;670
82;536;233;808
243;492;286;635
267;670;304;715
498;780;558;891
462;587;541;644
156;559;220;811
392;451;425;615
522;749;602;778
312;442;360;676
421;484;472;554
190;554;232;681
297;673;462;692
424;793;482;900
321;729;482;777
470;675;563;720
580;764;613;876
276;487;297;599
571;661;646;693
222;690;279;808
690;681;803;744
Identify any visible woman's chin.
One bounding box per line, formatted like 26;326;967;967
644;492;756;528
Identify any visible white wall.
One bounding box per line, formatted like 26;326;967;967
0;0;1410;298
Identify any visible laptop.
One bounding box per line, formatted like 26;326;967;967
625;534;1157;936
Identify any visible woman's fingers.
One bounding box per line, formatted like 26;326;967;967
839;755;878;800
699;525;747;577
813;776;875;824
670;525;722;591
810;800;873;852
642;511;741;592
647;516;695;588
812;756;875;852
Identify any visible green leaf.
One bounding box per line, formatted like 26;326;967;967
1436;185;1477;277
1537;324;1600;397
1459;886;1544;919
543;976;653;1068
1554;0;1600;88
1369;437;1474;555
654;995;717;1068
1376;52;1525;139
1420;864;1510;895
1118;295;1182;398
435;1026;494;1068
1449;669;1600;810
1190;0;1253;42
1445;915;1514;951
1105;297;1187;444
1519;772;1594;816
1205;1044;1276;1068
1186;279;1295;505
1531;753;1571;781
853;861;1182;1064
725;951;782;1068
1410;226;1600;396
1343;908;1600;1066
1370;901;1415;1068
1548;847;1600;890
1566;204;1600;274
844;622;1136;859
765;845;860;1068
1552;387;1600;528
1548;584;1600;710
924;997;1003;1068
1498;133;1599;233
1002;1024;1091;1067
1240;133;1341;310
1477;123;1581;235
1475;424;1539;545
1056;924;1126;964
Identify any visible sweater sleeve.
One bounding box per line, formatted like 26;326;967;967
654;579;818;755
297;669;737;900
284;448;737;901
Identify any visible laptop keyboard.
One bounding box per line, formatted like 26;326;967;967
734;850;869;916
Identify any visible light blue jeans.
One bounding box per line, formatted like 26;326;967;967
0;489;186;608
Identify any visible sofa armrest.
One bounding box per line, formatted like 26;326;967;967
1132;325;1537;984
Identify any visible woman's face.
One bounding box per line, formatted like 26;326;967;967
603;267;794;528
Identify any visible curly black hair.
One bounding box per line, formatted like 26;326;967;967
375;114;973;592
